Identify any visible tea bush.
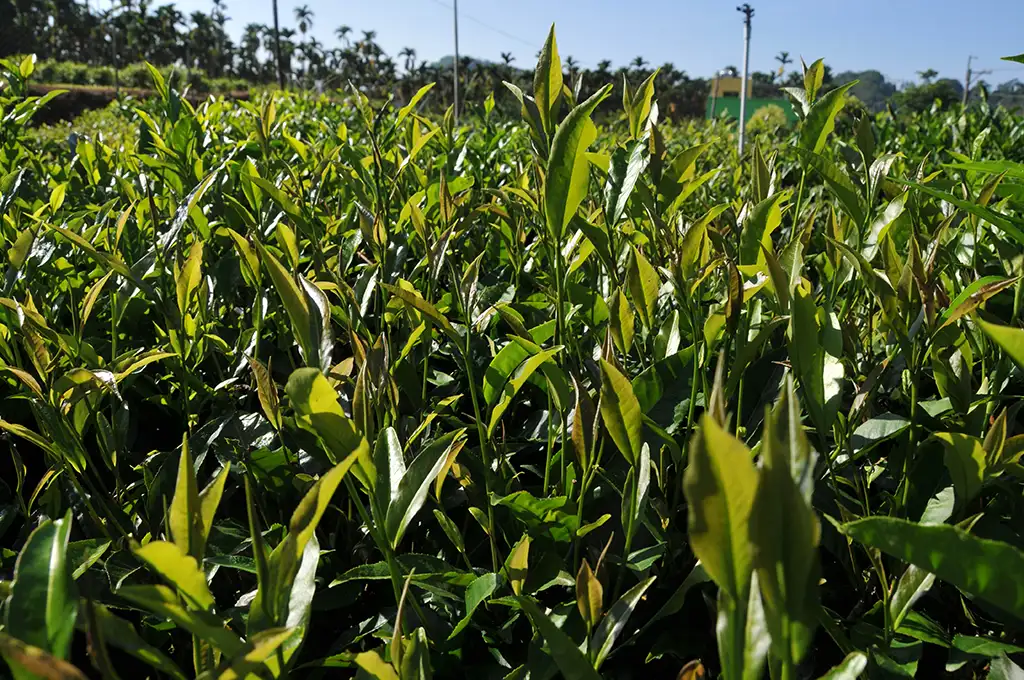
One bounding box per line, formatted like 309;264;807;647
2;41;1024;680
30;58;249;92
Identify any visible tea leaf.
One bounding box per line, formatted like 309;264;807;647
0;632;88;680
488;346;563;436
169;434;205;561
175;240;203;316
85;604;186;679
507;535;530;596
604;141;649;227
799;81;857;154
132;541;216;611
247;356;281;429
684;415;757;600
739;192;788;266
978;318;1024;370
117;585;243;654
254;240;317;367
575;559;602;631
385;438;451;549
354;650;400;680
599;359;643;465
627;246;659;329
286;368;371;467
844;518;1024;621
817;652;868;679
750;382;819;669
545;84;613;242
3;512;77;660
518;596;601;680
590;576;655;669
533;25;562;137
449;573;498;639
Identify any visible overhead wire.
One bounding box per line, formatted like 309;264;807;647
424;0;536;49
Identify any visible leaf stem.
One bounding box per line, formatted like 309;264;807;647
612;466;638;602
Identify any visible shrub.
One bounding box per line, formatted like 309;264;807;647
745;103;789;135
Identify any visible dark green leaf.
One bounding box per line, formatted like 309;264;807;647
590;576;655;668
844;518;1024;621
517;596;601;680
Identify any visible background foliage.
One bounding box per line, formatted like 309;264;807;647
5;0;1024;117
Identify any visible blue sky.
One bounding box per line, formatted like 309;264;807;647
168;0;1024;85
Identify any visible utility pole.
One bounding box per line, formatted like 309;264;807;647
710;72;718;118
272;0;285;89
737;4;754;156
453;0;460;121
963;55;991;107
109;1;120;98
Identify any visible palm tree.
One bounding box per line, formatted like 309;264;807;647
187;11;221;72
279;27;296;78
565;55;578;80
398;47;416;74
917;68;938;84
211;0;230;75
294;5;314;36
630;56;648;73
301;37;323;83
239;23;264;80
335;25;351;46
774;50;792;80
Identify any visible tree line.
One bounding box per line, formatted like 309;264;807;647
3;0;1023;117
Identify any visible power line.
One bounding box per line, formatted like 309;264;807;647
425;0;536;48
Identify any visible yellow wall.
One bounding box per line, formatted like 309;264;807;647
710;76;753;98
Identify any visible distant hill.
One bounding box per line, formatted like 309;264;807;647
433;55;494;70
833;70;898;112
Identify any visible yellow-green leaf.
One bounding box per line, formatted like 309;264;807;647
608;288;635;355
247;356;281;430
533;25;562;136
285;368;371;467
628;246;660;329
354;650;399;680
575;559;603;631
799;81;858;154
132;541;215;611
683;415;758;600
116;585;242;655
253;240;316;367
978;318;1024;371
599;359;643;466
507;535;530;596
169;434;205;561
176;240;204;316
545;84;613;242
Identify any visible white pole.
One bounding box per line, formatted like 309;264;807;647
737;4;753;155
453;0;460;121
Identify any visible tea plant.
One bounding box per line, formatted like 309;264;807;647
2;39;1024;679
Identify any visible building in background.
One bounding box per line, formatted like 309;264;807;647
707;73;796;124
